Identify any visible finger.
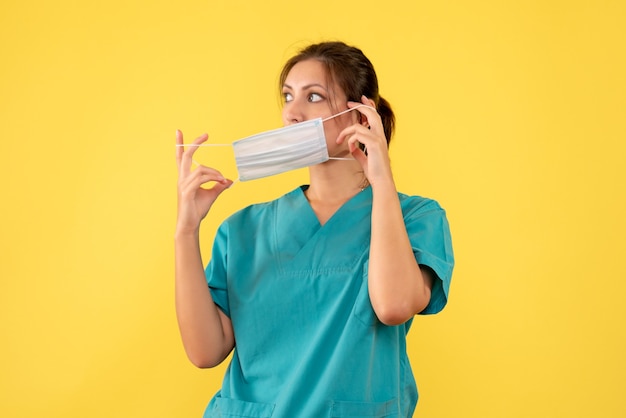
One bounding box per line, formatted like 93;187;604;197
336;124;370;145
191;132;209;146
195;165;228;181
347;97;383;133
182;165;228;189
179;172;226;201
183;170;233;199
180;133;209;173
347;134;369;154
210;178;234;196
347;132;389;158
176;129;184;169
194;173;227;190
346;101;380;128
361;95;376;107
350;146;368;168
347;95;376;110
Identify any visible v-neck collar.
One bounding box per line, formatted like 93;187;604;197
274;185;373;274
296;185;372;228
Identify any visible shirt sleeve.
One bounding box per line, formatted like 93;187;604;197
402;197;455;315
205;221;230;317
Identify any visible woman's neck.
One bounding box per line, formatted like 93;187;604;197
304;162;368;225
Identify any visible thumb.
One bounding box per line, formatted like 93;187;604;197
350;147;368;168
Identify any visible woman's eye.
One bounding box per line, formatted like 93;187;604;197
283;92;293;103
308;93;323;102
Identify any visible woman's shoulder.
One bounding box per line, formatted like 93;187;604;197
397;191;445;212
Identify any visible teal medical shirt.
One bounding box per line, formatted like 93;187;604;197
204;186;454;417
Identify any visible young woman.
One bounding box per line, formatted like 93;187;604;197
175;41;454;417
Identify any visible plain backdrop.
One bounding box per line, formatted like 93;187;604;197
1;0;624;417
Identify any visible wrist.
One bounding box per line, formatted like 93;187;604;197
174;224;201;240
370;176;396;194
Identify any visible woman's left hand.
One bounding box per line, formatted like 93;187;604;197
335;96;394;187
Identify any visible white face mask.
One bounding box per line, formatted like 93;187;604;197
232;117;328;181
178;104;373;182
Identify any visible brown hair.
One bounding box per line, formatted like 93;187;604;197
279;41;395;144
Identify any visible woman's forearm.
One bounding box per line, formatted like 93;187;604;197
175;230;234;368
368;180;432;325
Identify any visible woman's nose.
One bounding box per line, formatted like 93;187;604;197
283;101;305;125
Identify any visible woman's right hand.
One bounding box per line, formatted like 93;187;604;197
175;130;233;234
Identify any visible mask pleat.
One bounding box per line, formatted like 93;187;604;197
233;118;329;181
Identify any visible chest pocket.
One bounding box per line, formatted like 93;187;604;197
353;261;379;327
213;397;275;417
330;398;399;417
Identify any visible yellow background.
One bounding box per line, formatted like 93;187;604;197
1;0;624;417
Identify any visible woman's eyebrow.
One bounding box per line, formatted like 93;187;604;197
283;83;328;91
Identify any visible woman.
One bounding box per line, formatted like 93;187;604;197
175;41;454;417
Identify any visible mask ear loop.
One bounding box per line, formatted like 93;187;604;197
177;104;375;177
322;104;376;161
321;104;376;123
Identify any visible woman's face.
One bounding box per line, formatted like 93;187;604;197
281;59;356;158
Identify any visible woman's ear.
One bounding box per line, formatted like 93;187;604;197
358;113;370;128
360;96;376;128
